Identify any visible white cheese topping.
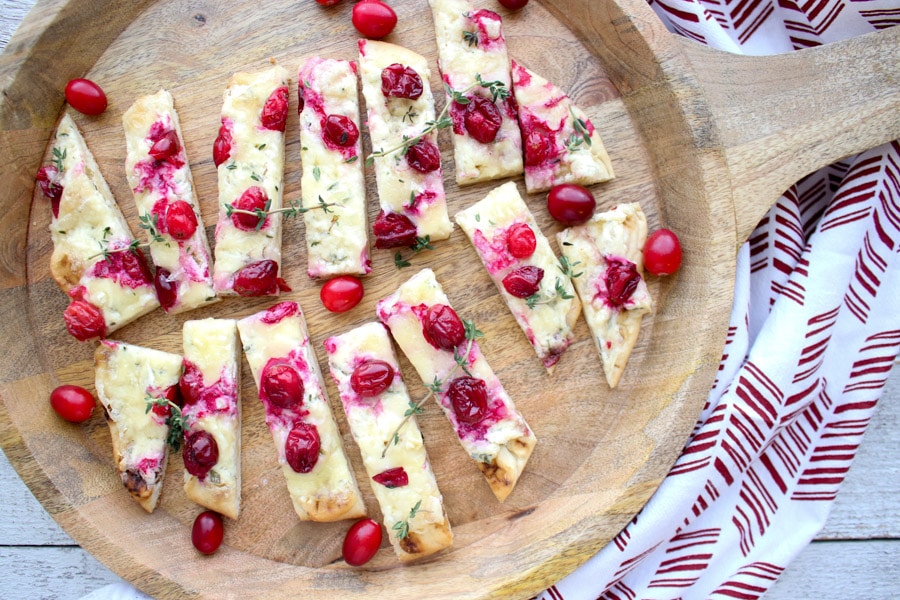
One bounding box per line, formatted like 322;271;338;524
298;57;370;278
358;39;453;242
122;89;218;313
237;302;365;522
455;181;580;370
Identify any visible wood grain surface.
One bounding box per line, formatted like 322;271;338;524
0;0;897;598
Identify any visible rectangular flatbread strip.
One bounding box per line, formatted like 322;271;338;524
298;57;371;278
511;60;614;193
358;39;453;248
429;0;523;185
212;66;290;296
557;203;653;388
325;322;453;562
122;89;218;313
237;301;366;522
45;113;158;340
180;318;241;519
376;268;536;501
94;340;183;513
455;181;580;371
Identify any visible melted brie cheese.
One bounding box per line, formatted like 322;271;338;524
557;203;653;388
376;268;536;500
213;66;288;293
325;322;452;560
429;0;523;185
49;114;158;331
456;181;580;370
122;89;218;313
237;302;365;522
358;39;453;242
298;57;370;278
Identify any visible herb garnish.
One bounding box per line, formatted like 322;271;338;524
145;392;187;452
225;196;337;231
392;500;422;540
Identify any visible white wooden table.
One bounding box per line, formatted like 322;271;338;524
1;3;897;598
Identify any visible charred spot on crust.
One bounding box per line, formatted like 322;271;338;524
399;531;421;555
477;460;511;487
122;468;149;499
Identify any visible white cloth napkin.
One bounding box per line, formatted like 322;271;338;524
539;1;899;598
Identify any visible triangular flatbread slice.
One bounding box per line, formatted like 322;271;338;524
511;59;614;194
558;203;652;387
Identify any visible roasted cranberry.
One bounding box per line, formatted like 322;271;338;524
372;467;409;488
36;165;63;217
213;121;232;167
406;138;441;173
230;186;269;231
523;124;554;166
547;183;596;225
285;422;320;473
464;96;502;144
161;200;198;241
323;114;359;147
262;363;304;409
350;360;394;397
506;222;536;259
149;130;180;162
191;510;224;554
180;360;203;406
605;258;640;307
151;384;180;418
502;265;544;298
233;260;290;296
381;63;423;99
447;376;488;425
50;385;95;423
261;300;299;324
154;267;177;312
373;211;418;249
422;304;465;350
643;228;682;276
261;86;289;132
183;430;219;478
64;299;105;340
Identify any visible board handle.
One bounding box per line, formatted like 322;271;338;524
678;27;900;244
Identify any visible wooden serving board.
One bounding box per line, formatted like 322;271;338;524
0;0;897;597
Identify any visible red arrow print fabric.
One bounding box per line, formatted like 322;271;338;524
541;2;899;598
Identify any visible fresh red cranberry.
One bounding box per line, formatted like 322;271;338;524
547;183;596;225
230;186;269;231
64;78;107;115
233;260;290;296
161;200;198;241
351;0;397;39
63;299;105;340
343;518;382;567
183;430;219;478
36;165;63;217
447;376;488;425
213;121;232;167
154;267;177;312
523;123;554;166
381;63;423;99
350;360;394;397
498;0;529;9
422;304;465;351
373;211;418;249
320;275;364;313
262;363;304;409
406;138;441;173
506;222;537;259
643;228;683;276
261;86;289;132
323;114;359;147
605;258;641;307
285;421;320;473
50;385;95;423
180;360;203;407
149;130;181;162
315;0;341;5
191;510;224;555
464;96;502;144
372;466;409;488
502;265;544;298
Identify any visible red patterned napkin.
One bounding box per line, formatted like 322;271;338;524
540;1;899;598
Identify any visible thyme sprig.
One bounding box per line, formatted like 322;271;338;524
381;320;483;457
88;227;149;260
51;147;67;172
569;106;592;149
392;499;422;540
392;236;435;270
224;196;337;232
138;212;167;245
145;393;188;452
525;277;576;309
463;30;479;47
366;74;511;167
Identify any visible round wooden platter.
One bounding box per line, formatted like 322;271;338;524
1;0;897;598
